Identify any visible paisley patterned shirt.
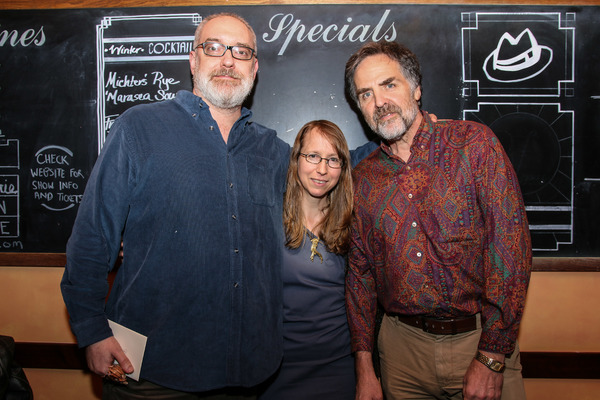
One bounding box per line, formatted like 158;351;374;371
346;111;532;355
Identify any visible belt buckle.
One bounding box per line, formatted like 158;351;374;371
421;317;434;334
422;317;452;334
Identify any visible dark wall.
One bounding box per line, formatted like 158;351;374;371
0;5;598;255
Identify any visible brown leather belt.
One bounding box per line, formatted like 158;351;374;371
393;314;478;335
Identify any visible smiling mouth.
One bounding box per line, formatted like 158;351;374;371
376;112;397;126
211;68;242;81
212;75;239;83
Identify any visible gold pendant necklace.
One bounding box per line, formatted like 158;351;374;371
310;237;323;263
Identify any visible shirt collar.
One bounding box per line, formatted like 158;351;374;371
379;110;434;158
174;90;253;123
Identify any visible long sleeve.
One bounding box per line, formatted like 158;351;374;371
346;180;379;353
60;116;136;348
474;130;532;354
344;114;532;357
61;91;287;391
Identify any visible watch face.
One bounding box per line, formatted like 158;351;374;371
477;352;505;373
490;362;505;372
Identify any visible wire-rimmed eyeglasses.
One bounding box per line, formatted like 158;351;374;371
299;153;343;169
195;41;256;60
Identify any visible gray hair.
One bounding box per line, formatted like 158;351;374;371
193;13;258;56
345;41;422;107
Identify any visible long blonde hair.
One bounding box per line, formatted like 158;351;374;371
283;120;353;254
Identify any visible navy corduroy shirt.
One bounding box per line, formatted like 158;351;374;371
61;90;289;392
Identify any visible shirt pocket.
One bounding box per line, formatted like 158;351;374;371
246;155;276;207
421;186;478;266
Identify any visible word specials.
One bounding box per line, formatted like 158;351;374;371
263;10;396;56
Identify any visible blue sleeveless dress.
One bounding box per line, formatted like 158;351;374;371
258;232;355;399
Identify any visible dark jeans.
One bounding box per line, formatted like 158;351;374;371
102;379;258;400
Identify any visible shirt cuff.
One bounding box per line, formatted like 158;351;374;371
71;315;113;348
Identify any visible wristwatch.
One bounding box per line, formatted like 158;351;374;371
475;351;506;373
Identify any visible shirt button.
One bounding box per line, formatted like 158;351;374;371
416;252;422;257
406;166;411;171
192;113;197;117
411;222;417;228
232;214;237;220
209;126;214;131
233;282;239;288
408;193;413;199
229;183;234;188
234;249;239;253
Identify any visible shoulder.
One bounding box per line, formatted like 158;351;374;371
436;118;489;138
351;141;379;168
352;148;383;189
246;121;290;154
116;99;181;131
434;118;498;150
118;90;194;122
353;147;381;172
246;120;277;137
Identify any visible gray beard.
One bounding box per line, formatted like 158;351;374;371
370;102;419;142
194;69;254;110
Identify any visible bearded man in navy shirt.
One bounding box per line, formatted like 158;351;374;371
62;13;289;399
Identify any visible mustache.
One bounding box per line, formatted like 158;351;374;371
373;103;402;123
210;68;243;80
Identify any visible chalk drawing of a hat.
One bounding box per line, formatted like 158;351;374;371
483;28;553;83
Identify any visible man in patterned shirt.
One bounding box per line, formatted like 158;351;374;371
344;41;532;400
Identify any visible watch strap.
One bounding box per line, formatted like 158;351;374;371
475;351;506;373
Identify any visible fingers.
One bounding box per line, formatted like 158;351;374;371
106;363;128;385
85;336;134;381
113;352;134;375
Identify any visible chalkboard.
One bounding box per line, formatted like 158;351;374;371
0;5;599;256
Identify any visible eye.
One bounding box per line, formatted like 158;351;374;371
205;42;222;52
359;91;372;102
307;154;321;162
386;83;395;89
234;46;251;57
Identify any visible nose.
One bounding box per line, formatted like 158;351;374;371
373;90;387;108
220;49;235;67
316;159;328;174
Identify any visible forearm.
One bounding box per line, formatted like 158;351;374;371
355;351;377;380
355;351;383;400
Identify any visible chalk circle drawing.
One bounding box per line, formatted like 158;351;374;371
489;112;559;196
32;145;78;212
483;28;553;83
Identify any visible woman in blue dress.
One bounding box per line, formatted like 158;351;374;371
259;120;356;399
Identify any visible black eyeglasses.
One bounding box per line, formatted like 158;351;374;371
195;41;256;60
299;153;343;169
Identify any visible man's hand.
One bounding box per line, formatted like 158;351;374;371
85;336;134;377
355;351;384;400
463;351;504;400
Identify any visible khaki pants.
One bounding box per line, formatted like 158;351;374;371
378;314;526;400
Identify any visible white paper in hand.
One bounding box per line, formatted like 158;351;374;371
108;320;147;381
